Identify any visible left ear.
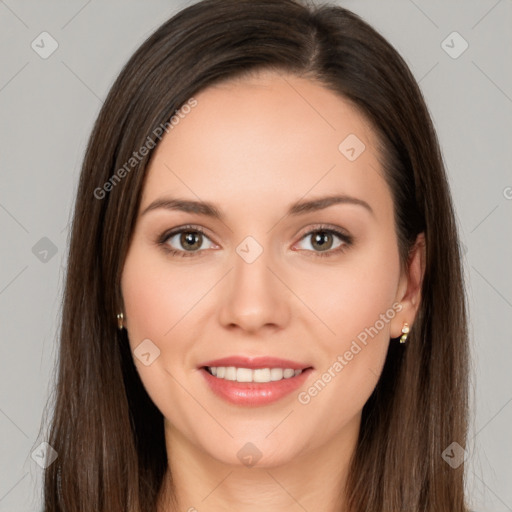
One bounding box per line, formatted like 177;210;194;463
390;232;426;338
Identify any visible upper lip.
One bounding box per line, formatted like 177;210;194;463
200;356;312;371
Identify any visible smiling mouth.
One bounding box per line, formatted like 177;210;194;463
202;365;313;383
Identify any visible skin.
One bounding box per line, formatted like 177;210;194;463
120;70;425;512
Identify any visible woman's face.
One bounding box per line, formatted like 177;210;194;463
121;70;416;468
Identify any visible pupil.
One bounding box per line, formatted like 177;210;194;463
182;232;201;250
313;232;332;251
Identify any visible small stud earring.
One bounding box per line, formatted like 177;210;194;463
117;312;124;330
399;322;410;344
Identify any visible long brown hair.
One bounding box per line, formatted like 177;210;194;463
38;0;469;510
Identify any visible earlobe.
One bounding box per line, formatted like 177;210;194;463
117;312;125;330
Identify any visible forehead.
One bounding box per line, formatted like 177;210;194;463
141;70;391;220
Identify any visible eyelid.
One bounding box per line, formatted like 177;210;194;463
158;223;353;257
292;223;353;256
294;223;352;243
158;224;212;243
158;224;218;250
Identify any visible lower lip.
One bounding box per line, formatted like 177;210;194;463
200;367;313;407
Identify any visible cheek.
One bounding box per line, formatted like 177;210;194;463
300;235;400;405
120;245;206;414
278;240;401;453
121;244;210;347
309;236;400;345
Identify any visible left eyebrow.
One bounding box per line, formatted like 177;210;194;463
287;194;374;218
140;194;374;220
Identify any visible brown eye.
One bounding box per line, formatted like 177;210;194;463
179;231;203;251
310;231;335;251
160;225;216;257
295;226;353;258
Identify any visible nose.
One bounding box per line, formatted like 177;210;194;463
217;244;292;334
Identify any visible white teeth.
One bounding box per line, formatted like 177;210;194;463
254;368;271;382
224;366;237;381
270;368;284;381
236;368;253;382
206;366;304;383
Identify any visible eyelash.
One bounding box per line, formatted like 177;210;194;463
157;224;353;259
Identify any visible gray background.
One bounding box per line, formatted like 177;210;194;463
0;0;511;510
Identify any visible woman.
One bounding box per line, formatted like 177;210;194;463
40;0;469;510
